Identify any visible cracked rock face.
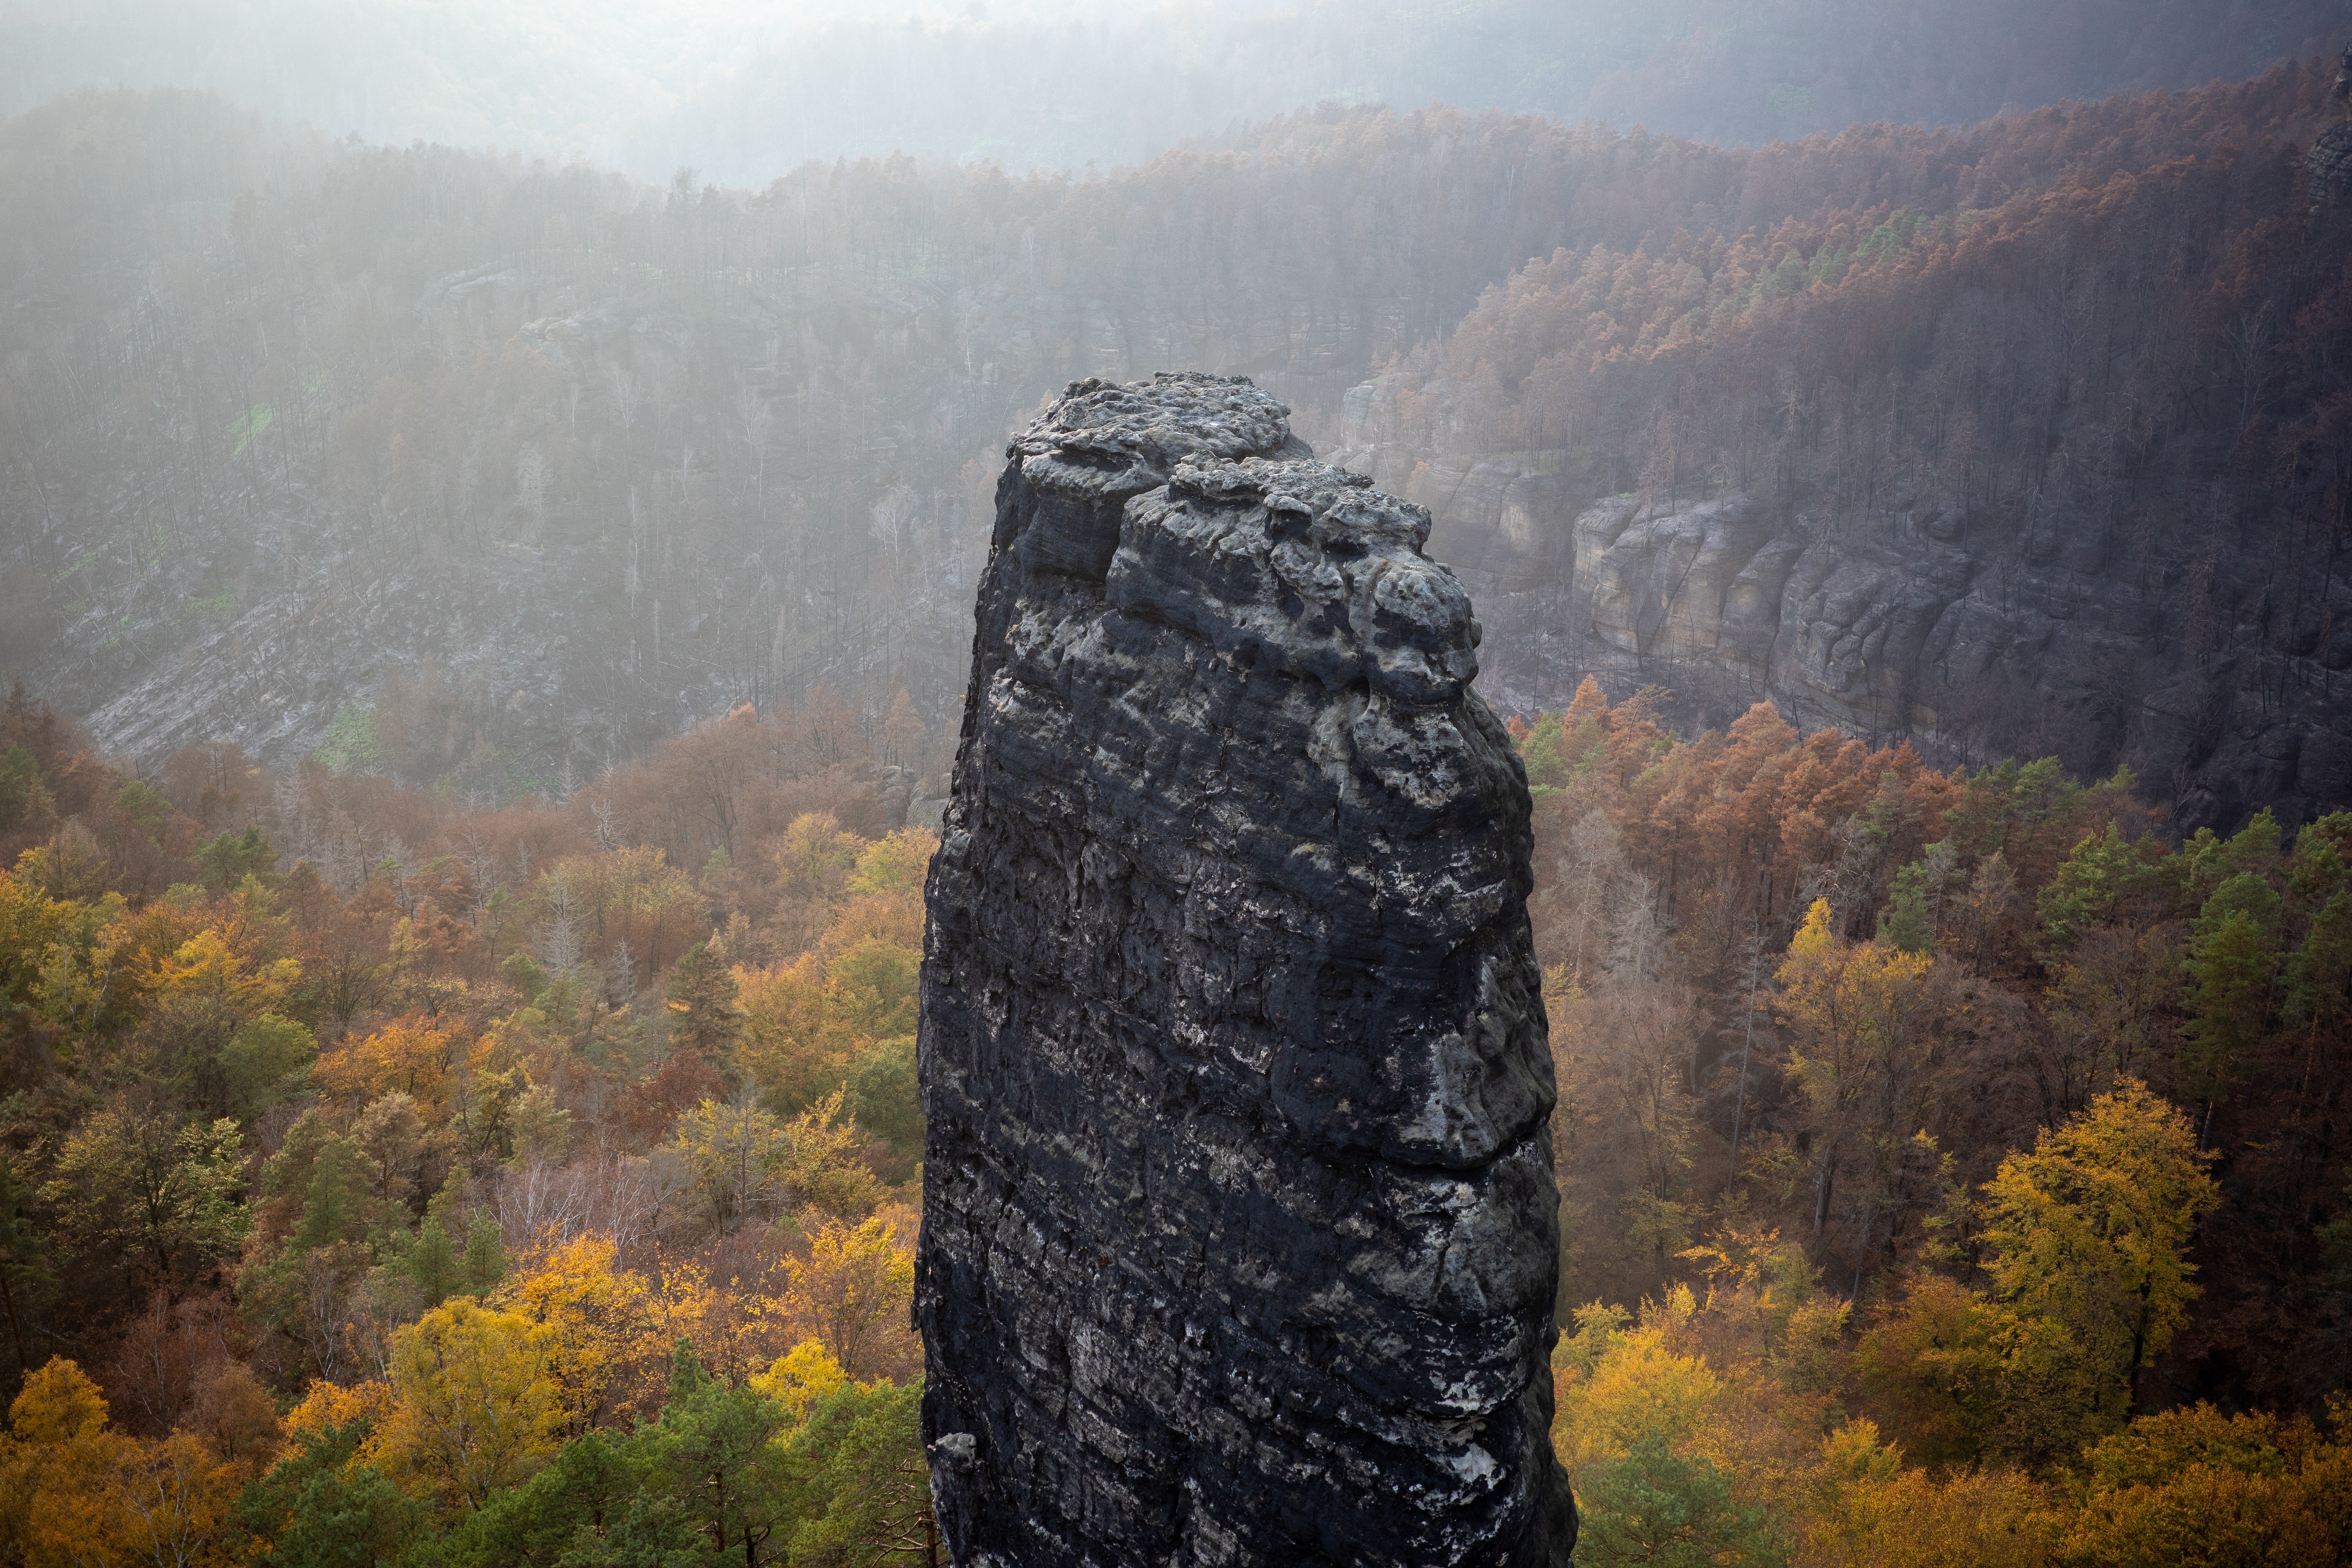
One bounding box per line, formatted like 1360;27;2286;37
2311;122;2352;205
1331;359;2352;834
916;372;1575;1568
1368;467;2352;830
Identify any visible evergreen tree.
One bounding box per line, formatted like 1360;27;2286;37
666;940;742;1061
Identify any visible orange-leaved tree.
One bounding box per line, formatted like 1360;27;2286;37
0;1356;250;1568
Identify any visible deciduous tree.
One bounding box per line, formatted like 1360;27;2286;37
1976;1081;2219;1419
374;1297;564;1511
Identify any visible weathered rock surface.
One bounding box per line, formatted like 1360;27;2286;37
916;372;1574;1567
2310;121;2352;204
1327;410;2352;831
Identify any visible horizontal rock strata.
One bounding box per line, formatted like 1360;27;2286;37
1328;436;2352;830
916;372;1575;1567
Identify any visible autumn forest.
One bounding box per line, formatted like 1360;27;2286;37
2;642;2350;1563
6;6;2352;1567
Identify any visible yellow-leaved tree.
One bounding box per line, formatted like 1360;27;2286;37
1854;1083;2223;1468
778;1088;884;1219
490;1232;658;1435
1802;1417;2057;1567
371;1297;564;1511
2059;1401;2352;1565
0;1356;127;1567
0;1356;248;1568
1548;1289;1792;1567
1774;898;1938;1260
314;1014;457;1112
667;1097;792;1233
736;950;838;1109
1976;1079;2220;1426
282;1375;397;1450
115;1430;245;1568
749;1339;851;1424
784;1210;918;1381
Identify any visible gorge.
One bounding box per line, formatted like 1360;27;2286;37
9;62;2351;837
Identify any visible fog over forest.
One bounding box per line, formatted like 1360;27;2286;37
9;0;2352;817
6;6;2352;1567
7;0;2348;183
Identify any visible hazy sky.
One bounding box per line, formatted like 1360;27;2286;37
0;1;1290;171
2;0;1665;185
6;0;2344;188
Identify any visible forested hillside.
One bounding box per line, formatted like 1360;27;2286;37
5;13;2352;1567
0;683;945;1559
1517;681;2350;1410
8;59;2351;827
0;87;1670;792
1513;677;2352;1559
2;667;2349;1561
1339;61;2352;830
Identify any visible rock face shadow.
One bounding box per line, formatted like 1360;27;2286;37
917;371;1576;1567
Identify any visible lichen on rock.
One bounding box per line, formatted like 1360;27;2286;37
917;371;1575;1566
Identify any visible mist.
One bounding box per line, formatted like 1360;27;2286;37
4;7;2352;1564
7;0;2341;186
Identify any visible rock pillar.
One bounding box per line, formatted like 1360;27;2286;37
917;372;1574;1567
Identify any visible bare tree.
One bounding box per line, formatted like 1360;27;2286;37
532;874;586;975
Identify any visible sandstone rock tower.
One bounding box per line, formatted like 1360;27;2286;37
2311;42;2352;203
916;372;1575;1566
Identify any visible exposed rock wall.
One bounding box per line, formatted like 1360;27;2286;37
2310;121;2352;204
1330;421;2352;831
916;372;1575;1567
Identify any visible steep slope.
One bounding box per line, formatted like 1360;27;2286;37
7;66;2350;828
0;93;1621;789
0;89;1889;789
1335;62;2352;829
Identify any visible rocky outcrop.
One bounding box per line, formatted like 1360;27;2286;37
916;373;1574;1567
1532;494;2352;826
2310;122;2352;205
1324;400;2352;831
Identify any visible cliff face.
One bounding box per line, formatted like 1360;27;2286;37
916;373;1575;1567
2312;121;2352;201
1339;439;2352;831
1314;72;2352;834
